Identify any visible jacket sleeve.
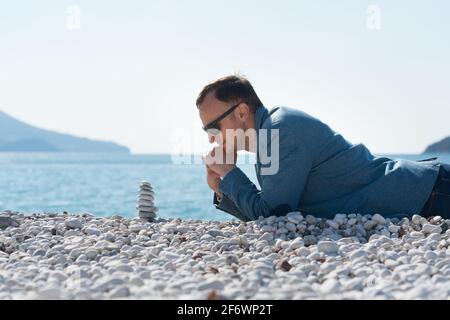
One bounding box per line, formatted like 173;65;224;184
213;193;250;222
218;127;312;221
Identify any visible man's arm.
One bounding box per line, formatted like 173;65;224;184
218;128;312;221
204;164;249;221
213;192;250;221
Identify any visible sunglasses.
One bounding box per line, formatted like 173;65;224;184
202;101;247;132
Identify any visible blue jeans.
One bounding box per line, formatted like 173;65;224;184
419;162;450;219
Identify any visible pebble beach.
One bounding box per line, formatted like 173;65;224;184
1;210;450;300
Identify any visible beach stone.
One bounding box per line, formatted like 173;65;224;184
109;286;130;299
388;225;401;233
104;232;116;242
65;230;80;237
32;249;47;257
85;227;101;236
430;216;442;224
372;214;386;225
332;213;344;223
258;232;274;242
380;228;390;238
65;219;83;230
286;212;303;224
305;215;317;225
138;195;155;202
138;199;154;206
93;276;125;292
136;205;157;212
163;251;181;261
288;238;304;250
285;222;297;233
304;235;318;246
280;260;293;271
412;215;421;225
197;279;224;291
140;182;153;188
226;254;239;265
37;287;62;300
140;181;151;186
129;224;145;233
94;240;119;251
139;191;155;197
349;249;368;261
327;220;339;230
261;225;273;233
424;251;438;261
139;211;157;220
410;231;425;239
364;220;377;230
208;229;224;237
422;224;441;234
85;249;97;259
0;217;15;229
69;249;82;259
297;247;311;257
129;276;144;287
355;224;367;237
317;241;339;254
114;264;134;273
320;279;341;294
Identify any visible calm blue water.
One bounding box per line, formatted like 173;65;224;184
0;153;449;220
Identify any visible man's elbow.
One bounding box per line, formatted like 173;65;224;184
271;203;294;217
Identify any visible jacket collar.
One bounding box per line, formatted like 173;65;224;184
254;105;270;135
254;105;270;167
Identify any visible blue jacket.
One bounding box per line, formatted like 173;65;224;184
214;106;441;221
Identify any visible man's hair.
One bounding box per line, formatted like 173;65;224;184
196;74;263;113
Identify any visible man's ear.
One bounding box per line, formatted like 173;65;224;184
236;103;250;121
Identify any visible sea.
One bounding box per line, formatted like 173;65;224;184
1;153;449;221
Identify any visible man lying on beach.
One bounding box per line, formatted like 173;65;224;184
197;75;450;222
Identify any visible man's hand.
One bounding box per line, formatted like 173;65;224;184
203;146;237;178
206;166;221;193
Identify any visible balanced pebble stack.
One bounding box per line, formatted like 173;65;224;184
136;181;157;221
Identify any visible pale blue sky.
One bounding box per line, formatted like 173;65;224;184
0;0;449;154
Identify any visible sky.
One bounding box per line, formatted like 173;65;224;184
0;0;449;154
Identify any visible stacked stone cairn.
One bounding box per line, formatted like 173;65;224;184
137;181;157;221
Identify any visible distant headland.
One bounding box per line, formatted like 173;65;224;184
424;136;450;154
0;110;129;153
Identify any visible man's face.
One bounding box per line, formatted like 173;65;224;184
198;92;241;154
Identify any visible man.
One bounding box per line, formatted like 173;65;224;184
197;74;449;222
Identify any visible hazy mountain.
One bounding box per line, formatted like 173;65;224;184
0;110;129;153
424;136;450;154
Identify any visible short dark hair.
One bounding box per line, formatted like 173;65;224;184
196;74;263;113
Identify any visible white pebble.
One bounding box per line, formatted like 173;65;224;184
258;232;274;242
372;214;386;225
285;222;297;233
422;224;442;234
317;241;339;254
412;215;421;225
65;219;83;230
197;279;224;291
327;220;339;230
